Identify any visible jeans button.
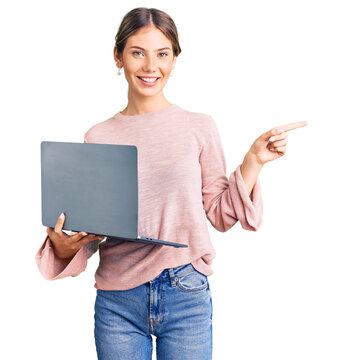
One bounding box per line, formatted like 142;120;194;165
175;277;178;281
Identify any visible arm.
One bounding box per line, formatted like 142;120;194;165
200;116;263;232
240;152;264;200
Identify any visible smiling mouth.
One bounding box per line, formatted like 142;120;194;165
137;76;161;82
136;76;161;86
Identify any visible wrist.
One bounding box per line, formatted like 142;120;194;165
243;152;264;169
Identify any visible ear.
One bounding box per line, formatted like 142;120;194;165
113;46;122;66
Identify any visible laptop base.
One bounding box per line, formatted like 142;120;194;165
106;235;188;248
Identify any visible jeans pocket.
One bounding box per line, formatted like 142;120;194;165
176;265;208;293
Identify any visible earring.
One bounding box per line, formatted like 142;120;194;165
116;61;121;76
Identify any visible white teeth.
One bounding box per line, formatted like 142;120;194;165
139;77;158;82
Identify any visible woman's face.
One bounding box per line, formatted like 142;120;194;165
114;25;176;97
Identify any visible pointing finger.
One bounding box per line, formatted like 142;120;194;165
276;121;308;132
263;121;308;141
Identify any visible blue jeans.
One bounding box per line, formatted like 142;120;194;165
94;263;213;359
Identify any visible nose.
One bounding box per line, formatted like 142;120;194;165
142;55;158;73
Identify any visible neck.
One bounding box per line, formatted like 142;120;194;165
121;92;172;116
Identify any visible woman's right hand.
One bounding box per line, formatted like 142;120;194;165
46;213;104;261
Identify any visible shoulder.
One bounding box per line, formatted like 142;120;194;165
176;105;215;127
175;106;220;148
83;115;116;142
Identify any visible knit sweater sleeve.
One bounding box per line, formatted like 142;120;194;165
199;116;263;232
35;234;101;280
35;135;101;280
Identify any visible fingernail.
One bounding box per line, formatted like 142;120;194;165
269;136;275;142
277;128;284;134
82;232;88;236
59;212;65;218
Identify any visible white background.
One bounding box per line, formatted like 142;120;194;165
1;0;342;359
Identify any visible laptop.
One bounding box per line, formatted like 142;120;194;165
41;141;188;248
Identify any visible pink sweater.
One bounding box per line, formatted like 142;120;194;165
35;103;263;290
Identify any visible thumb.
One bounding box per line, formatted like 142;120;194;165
54;212;66;233
262;127;285;141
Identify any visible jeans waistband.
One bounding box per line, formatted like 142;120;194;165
150;263;194;285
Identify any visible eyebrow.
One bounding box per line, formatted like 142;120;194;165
129;46;171;51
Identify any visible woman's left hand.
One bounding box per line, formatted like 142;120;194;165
247;121;308;165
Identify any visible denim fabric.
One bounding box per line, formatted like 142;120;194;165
94;263;213;359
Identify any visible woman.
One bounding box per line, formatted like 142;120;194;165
35;7;307;360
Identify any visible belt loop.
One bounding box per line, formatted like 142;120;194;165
168;267;176;286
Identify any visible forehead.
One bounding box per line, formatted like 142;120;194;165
126;26;172;48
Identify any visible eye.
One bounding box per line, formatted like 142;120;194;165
132;51;143;56
159;52;168;57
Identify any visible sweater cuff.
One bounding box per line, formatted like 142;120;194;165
230;164;263;231
35;235;87;280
